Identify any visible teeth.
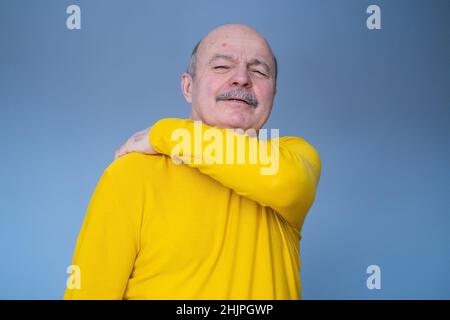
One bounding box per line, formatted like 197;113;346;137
228;99;248;104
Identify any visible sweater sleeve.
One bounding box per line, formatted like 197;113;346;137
149;118;321;232
64;168;139;299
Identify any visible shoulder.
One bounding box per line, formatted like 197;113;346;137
90;153;168;217
103;152;166;185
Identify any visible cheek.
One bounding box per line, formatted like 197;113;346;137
191;77;222;120
197;77;220;103
255;83;275;106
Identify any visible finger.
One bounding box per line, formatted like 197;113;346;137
114;148;121;159
116;143;128;158
114;149;120;160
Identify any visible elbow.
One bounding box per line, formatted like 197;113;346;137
270;156;320;214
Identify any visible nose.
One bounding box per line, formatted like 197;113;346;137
229;65;252;88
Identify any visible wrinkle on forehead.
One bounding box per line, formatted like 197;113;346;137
198;24;274;62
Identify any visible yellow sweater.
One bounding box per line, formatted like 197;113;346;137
64;118;321;299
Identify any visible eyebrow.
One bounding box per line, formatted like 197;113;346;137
208;54;272;75
208;54;235;65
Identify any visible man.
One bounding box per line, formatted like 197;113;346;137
64;24;321;299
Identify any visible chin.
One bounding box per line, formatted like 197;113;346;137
215;105;256;129
215;113;253;130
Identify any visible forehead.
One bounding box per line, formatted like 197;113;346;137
198;30;274;64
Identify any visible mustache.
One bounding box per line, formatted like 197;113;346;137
215;88;258;107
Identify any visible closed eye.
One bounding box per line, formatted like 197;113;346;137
252;70;267;77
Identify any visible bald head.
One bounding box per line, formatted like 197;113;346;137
187;24;278;88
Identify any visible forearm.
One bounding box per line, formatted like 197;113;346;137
149;118;321;231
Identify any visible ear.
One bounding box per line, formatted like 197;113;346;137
181;73;193;103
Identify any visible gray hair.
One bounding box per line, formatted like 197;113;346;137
186;40;278;89
186;40;202;79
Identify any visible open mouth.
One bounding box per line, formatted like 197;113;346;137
225;98;251;105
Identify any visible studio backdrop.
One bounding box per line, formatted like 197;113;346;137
0;0;449;299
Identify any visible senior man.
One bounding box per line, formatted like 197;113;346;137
64;24;321;300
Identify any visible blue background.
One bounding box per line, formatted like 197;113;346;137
0;0;449;299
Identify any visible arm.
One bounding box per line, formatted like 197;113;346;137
64;169;139;299
149;118;321;232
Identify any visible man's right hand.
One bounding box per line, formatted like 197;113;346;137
114;126;158;160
